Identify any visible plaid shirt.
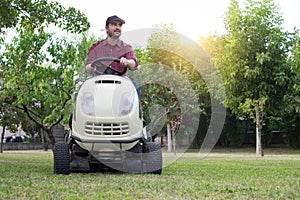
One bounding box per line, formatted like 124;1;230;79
85;38;138;75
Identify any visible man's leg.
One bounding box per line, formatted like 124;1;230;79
131;80;141;99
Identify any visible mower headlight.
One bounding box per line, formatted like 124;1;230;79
119;93;134;116
81;92;95;116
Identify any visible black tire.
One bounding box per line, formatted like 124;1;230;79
53;125;65;143
145;142;162;174
54;142;70;175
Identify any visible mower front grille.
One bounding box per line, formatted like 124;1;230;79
85;122;129;136
95;80;121;84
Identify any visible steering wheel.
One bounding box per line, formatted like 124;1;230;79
91;57;127;76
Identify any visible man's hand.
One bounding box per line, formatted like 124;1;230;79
120;57;129;66
85;64;95;73
120;57;137;70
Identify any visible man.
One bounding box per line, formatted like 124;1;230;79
85;15;140;97
85;15;138;74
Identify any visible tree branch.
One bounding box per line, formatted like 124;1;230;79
20;104;43;129
48;84;73;128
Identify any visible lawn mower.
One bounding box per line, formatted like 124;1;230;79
53;57;162;175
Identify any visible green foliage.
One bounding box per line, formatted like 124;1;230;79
217;109;248;148
203;0;295;145
198;0;300;150
285;37;300;98
131;24;208;140
281;111;300;148
220;0;289;113
269;29;300;148
0;103;22;132
0;0;90;33
0;0;92;145
1;30;96;126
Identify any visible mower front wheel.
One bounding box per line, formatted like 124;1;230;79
145;142;162;174
54;142;70;175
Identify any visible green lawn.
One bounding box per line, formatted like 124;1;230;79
0;148;299;199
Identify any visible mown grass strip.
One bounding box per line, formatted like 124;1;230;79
0;149;299;199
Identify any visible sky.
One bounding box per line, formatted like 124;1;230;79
57;0;300;42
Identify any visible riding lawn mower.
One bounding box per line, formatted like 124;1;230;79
53;57;163;175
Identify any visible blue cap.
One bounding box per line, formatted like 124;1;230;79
105;15;125;26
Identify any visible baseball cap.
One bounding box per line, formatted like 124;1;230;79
105;15;125;26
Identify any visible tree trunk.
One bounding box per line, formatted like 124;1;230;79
255;104;263;156
172;126;176;155
0;126;5;153
41;128;49;151
167;123;172;153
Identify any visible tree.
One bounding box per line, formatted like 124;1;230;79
280;30;300;148
0;0;92;147
131;24;209;150
0;0;89;41
211;0;292;155
0;101;35;152
1;28;97;147
0;103;18;153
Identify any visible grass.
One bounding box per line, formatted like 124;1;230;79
0;148;299;200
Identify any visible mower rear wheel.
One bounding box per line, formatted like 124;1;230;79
54;142;70;175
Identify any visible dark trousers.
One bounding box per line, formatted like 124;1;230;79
131;80;141;99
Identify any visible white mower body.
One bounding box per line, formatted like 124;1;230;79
71;74;144;152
